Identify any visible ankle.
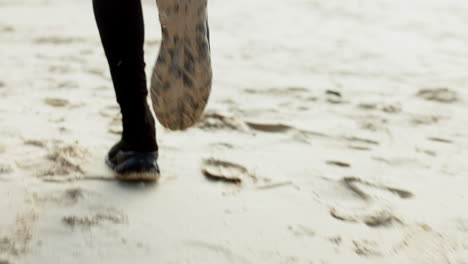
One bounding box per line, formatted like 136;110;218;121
120;100;158;152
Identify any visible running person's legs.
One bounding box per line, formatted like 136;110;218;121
93;0;212;180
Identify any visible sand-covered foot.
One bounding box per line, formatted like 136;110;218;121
151;0;212;130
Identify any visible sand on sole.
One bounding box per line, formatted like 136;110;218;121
151;0;212;130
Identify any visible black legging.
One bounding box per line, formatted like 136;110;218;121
93;0;157;152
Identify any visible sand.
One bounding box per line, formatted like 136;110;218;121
1;0;468;263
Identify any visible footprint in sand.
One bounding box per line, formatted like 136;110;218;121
62;208;127;229
33;188;85;206
245;121;330;147
43;144;88;178
44;97;69;107
416;88;458;103
245;122;378;151
201;158;257;185
196;112;331;148
201;158;294;191
200;113;379;154
312;176;412;228
196;110;328;140
33;141;89;181
244;122;292;133
196;112;248;131
0;210;38;257
24;139;115;182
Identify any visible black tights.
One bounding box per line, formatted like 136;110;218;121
93;0;157;152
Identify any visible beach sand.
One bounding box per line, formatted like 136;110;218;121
1;0;468;263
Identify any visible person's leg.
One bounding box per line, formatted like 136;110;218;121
93;0;157;152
